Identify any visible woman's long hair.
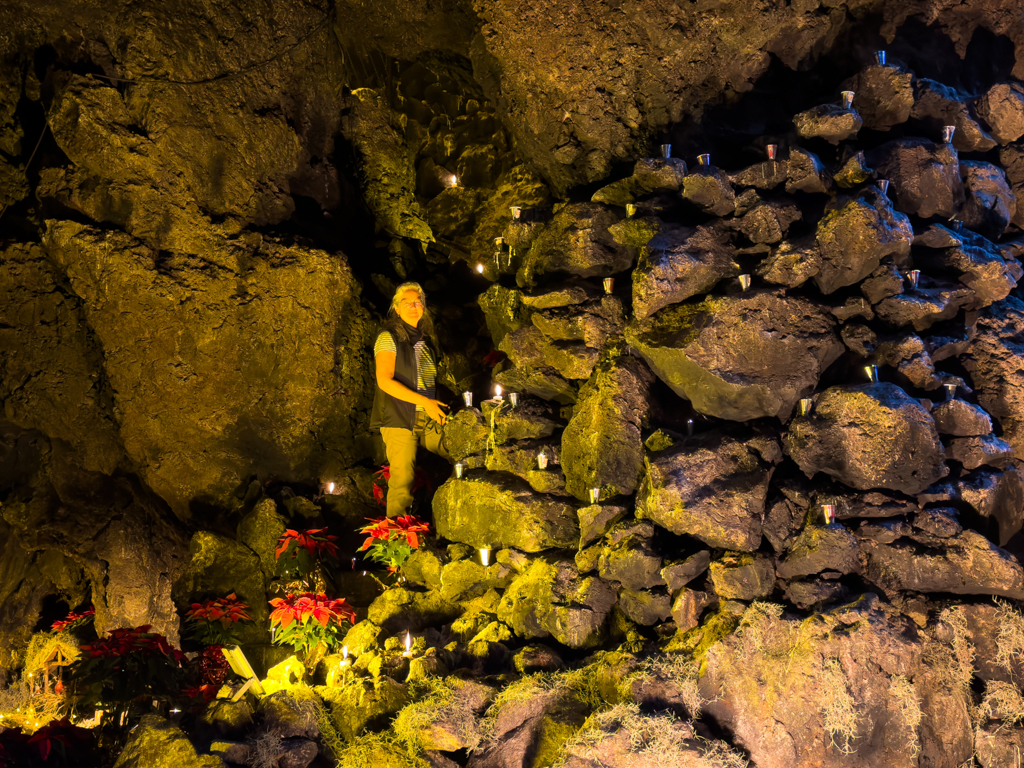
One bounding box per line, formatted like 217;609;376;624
384;282;437;344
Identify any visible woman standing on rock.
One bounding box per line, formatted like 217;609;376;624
371;282;450;518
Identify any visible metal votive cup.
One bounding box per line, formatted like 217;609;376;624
841;90;855;109
798;398;813;416
463;391;473;408
455;462;464;479
626;203;637;217
537;452;548;470
509;392;519;407
864;365;879;383
766;143;778;160
697;153;711;166
660;143;672;159
822;504;837;524
878;179;889;195
511;206;522;220
604;277;615;294
588;488;600;504
738;274;751;291
875;50;886;66
942;125;955;143
945;382;958;401
906;269;920;291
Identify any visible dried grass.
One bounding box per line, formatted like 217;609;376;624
820;658;859;754
931;606;976;692
995;599;1024;675
888;675;922;757
980;680;1024;726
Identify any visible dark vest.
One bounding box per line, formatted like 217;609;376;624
369;328;436;431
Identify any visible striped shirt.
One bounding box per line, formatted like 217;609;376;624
374;331;437;410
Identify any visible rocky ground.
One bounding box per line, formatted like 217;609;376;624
5;1;1024;767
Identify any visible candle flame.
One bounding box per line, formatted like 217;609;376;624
495;385;502;397
476;264;484;273
342;645;349;660
405;631;412;652
326;481;335;494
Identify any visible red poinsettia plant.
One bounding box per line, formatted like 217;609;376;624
185;593;252;646
268;593;357;658
358;515;431;572
371;465;433;506
25;718;95;764
275;528;339;583
51;606;95;634
70;626;186;719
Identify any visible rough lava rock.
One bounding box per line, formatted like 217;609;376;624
869;138;964;219
433;474;579;552
637;430;775;551
785;384;948;495
626;291;843;421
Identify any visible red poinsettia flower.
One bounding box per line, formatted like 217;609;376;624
357;517;394;551
269;593;356;630
26;718;91;762
391;515;430;549
187;593;252;625
275;528;340;561
51;606;95;633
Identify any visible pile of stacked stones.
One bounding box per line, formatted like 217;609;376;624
430;56;1024;646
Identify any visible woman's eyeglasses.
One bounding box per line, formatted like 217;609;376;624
400;301;424;309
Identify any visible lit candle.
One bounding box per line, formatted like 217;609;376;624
449;174;459;187
326;481;335;495
537;451;548;470
341;645;350;665
476;264;484;274
478;547;491;566
494;385;503;401
403;631;412;657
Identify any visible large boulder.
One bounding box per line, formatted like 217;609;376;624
560;356;652;501
517;203;634;287
631;223;738;320
861;531;1024;599
113;715;223;768
840;64;914;131
959;161;1015;240
813;190;913;294
911;78;996;152
785;384;947;495
869;138;964;219
43;220;373;520
497;560;617;649
637;430;776;551
625;291;843;421
793;103;862;144
975;82;1024;145
433;474;578;552
961;297;1024;458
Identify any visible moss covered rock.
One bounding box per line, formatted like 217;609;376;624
433;474;578;552
626;291;842;422
236;498;287;583
784;383;947;495
561;356;652;502
113;715;223;768
319;676;410;741
637;430;775;551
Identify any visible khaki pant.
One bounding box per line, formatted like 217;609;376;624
380;410;450;518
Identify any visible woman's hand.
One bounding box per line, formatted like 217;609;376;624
423;399;449;425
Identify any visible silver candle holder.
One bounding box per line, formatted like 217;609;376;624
798;398;814;416
510;206;522;220
738;274;751;291
950;219;963;233
878;179;889;195
626;203;637;217
875;50;886;66
944;382;958;401
588;487;601;504
697;153;711;166
660;143;672;159
509;392;519;407
821;504;837;525
455;462;464;479
942;125;955;144
766;143;778;160
495;236;505;249
476;547;492;566
603;277;615;294
537;451;548;470
864;365;879;383
905;269;920;291
841;90;855;109
463;391;473;407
